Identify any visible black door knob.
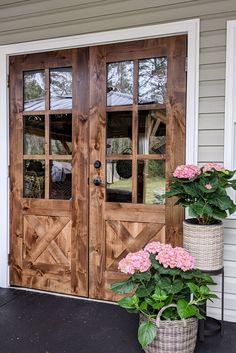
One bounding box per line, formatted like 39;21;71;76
93;177;102;186
94;160;102;169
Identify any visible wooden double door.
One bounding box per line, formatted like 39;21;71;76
9;36;187;300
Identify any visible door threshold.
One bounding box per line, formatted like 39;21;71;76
9;286;117;306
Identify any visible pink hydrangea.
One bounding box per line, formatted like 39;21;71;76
202;163;225;172
144;241;165;254
156;245;194;272
118;250;151;274
205;183;213;190
173;164;201;179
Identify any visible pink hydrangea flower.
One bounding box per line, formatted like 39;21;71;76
173;164;201;179
156;245;194;271
205;183;213;190
203;163;225;172
144;241;165;254
118;250;151;274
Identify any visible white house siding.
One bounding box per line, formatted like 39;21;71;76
1;0;236;321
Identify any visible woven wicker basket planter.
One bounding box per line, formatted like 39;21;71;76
140;305;198;353
183;219;224;271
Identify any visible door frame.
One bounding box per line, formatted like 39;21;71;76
0;18;199;289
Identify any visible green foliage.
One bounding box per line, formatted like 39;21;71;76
110;279;136;294
148;160;165;178
138;321;156;348
112;256;217;348
165;168;236;224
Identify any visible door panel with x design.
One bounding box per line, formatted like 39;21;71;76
21;215;72;293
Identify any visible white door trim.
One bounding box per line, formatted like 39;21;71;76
0;18;199;288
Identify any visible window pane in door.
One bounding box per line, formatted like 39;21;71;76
138;58;167;104
137;160;165;204
24;71;45;111
50;114;72;155
106;160;132;203
138;110;166;155
50;160;72;200
50;68;72;109
106;112;132;155
24;160;45;198
24;115;45;155
107;61;133;106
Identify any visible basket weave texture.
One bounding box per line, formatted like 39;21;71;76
140;305;198;353
183;220;224;271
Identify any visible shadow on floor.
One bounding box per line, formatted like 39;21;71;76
0;288;235;353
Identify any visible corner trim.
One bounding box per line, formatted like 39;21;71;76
225;20;236;219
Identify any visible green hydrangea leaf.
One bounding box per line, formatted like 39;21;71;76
138;320;157;348
177;299;198;319
111;279;136;294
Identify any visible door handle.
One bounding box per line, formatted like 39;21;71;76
93;177;103;186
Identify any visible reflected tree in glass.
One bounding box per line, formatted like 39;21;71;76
24;71;45;111
24;115;45;155
24;160;45;198
139;58;167;104
50;114;72;155
137;160;165;204
50;68;72;109
107;61;133;106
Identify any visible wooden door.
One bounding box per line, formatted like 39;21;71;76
89;36;187;300
9;49;89;296
9;36;186;300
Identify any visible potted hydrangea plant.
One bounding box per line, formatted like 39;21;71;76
111;242;217;353
165;163;236;271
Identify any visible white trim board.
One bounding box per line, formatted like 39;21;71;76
0;19;199;288
225;20;236;219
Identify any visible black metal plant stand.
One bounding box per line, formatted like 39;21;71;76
198;267;224;341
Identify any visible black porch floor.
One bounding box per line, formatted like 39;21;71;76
0;288;235;353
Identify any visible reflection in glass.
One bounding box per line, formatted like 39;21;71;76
106;160;132;203
106;112;132;155
24;115;45;155
107;61;133;106
50;114;72;155
24;160;45;198
50;160;72;200
137;160;165;204
50;68;72;109
139;58;167;104
138;110;166;154
24;71;45;111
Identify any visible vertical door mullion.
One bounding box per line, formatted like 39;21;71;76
45;68;50;199
132;60;139;203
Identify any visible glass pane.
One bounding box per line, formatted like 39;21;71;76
50;160;72;200
24;115;45;155
50;114;72;155
24;160;45;198
138;110;166;154
138;58;167;104
106;112;132;155
50;68;72;109
137;160;165;204
24;71;45;111
107;61;133;106
106;160;132;203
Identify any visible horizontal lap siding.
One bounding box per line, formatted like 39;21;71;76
1;0;236;321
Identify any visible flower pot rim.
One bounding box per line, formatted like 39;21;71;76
184;218;223;226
